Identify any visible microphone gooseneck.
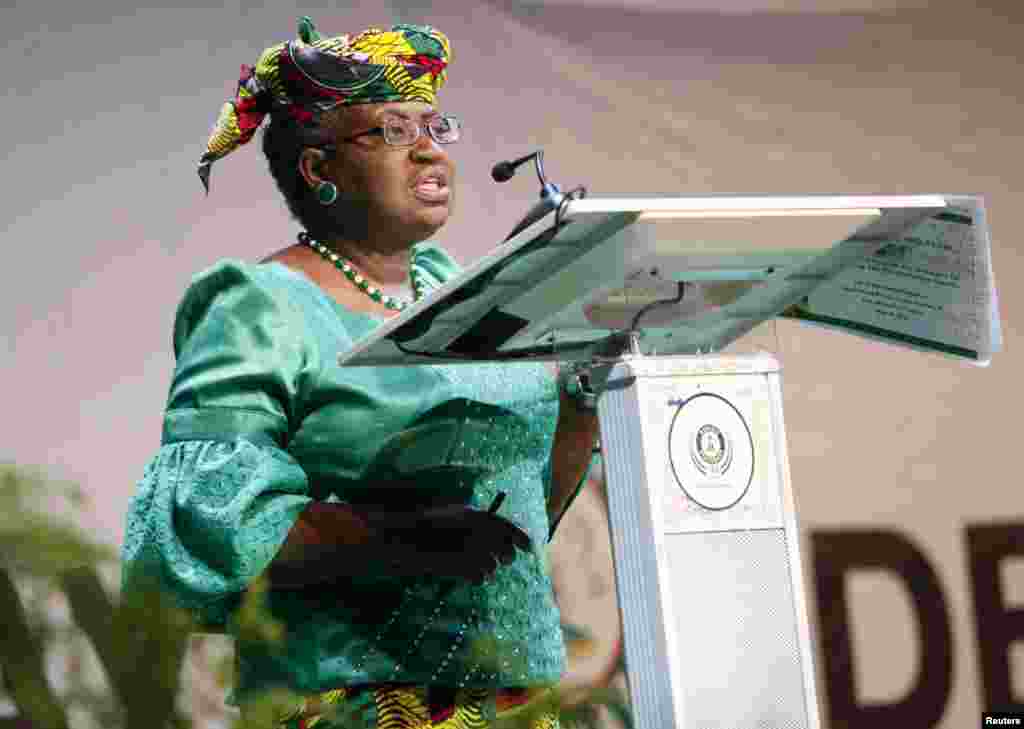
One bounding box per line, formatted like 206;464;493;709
492;150;567;242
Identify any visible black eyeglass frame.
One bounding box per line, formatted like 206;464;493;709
337;113;462;147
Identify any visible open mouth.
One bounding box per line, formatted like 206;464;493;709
413;171;450;204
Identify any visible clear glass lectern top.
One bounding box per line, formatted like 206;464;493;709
338;194;999;368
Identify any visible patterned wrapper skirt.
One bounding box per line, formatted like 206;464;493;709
250;684;560;728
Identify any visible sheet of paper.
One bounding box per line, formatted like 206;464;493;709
783;203;999;364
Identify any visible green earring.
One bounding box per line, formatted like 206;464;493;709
316;181;338;206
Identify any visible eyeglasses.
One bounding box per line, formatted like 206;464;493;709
341;113;462;147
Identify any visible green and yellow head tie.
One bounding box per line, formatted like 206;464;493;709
198;16;451;192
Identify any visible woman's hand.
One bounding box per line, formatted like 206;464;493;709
368;494;533;584
267;495;532;588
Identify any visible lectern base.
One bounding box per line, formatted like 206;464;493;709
597;353;821;729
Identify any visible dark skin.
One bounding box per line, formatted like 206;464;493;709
266;102;457;317
262;101;599;589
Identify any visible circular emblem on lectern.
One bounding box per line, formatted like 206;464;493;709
668;393;754;510
691;423;733;476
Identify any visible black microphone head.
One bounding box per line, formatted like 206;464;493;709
491;160;516;182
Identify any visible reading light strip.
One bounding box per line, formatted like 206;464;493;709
638;208;882;220
567;195;947;216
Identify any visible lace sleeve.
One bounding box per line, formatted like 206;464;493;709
121;260;317;628
121;439;310;628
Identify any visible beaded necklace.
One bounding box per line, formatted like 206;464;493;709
299;231;427;310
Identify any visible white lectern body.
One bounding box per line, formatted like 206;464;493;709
598;353;818;729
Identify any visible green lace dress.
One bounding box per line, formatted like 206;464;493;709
120;244;567;710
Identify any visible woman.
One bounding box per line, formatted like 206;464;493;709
121;17;599;729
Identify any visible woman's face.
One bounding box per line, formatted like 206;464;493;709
324;101;456;247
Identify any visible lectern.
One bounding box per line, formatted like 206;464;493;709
339;194;999;729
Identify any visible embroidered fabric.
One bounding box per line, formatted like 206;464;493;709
121;246;569;703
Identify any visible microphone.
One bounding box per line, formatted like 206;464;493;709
491;150;565;242
491;153;538;183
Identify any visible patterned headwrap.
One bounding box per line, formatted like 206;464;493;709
198;16;451;192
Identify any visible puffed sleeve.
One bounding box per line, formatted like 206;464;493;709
121;261;317;629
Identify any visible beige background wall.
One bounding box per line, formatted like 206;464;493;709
2;1;1021;726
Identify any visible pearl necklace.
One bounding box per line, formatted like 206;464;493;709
300;232;426;311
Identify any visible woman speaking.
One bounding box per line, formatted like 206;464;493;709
121;16;599;729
